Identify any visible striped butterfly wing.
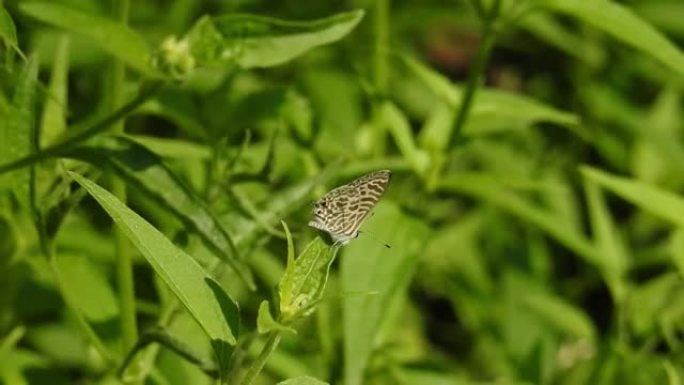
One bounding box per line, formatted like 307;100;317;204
309;170;391;244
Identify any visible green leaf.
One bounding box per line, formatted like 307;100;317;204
635;2;684;38
418;102;455;152
39;35;69;148
74;135;254;288
229;166;336;247
342;201;430;385
0;58;37;207
277;376;329;385
625;273;682;338
278;221;296;315
438;174;598;266
670;230;684;278
404;56;578;138
583;176;629;302
518;12;603;66
0;5;17;49
279;237;338;321
664;360;682;385
580;166;684;228
379;102;430;176
54;254;118;322
68;172;239;366
182;10;364;69
394;369;461;385
540;0;684;77
125;135;211;160
520;290;596;341
0;81;163;178
257;301;295;334
19;2;159;76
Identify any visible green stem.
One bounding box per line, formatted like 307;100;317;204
110;0;138;361
239;331;282;385
373;0;389;94
449;0;501;145
371;0;390;156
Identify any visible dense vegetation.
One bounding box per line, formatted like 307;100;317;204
1;0;684;384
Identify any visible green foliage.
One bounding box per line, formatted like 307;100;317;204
19;2;158;76
69;172;239;376
1;0;684;384
278;376;329;385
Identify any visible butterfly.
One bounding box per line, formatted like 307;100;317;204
308;169;391;245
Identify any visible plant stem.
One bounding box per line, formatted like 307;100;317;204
373;0;389;94
110;0;138;362
371;0;390;156
449;0;501;145
239;331;282;385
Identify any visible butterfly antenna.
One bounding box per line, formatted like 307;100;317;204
358;230;391;248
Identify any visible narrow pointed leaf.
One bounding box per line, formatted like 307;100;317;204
541;0;684;77
74;135;254;288
183;10;364;69
68;173;239;358
404;56;578;137
583;177;629;302
438;174;598;265
581;166;684;228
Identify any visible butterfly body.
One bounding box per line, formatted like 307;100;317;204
309;170;391;245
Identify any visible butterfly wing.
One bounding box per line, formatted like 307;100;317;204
344;170;391;233
309;170;391;244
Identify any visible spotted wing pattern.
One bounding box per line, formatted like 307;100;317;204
308;170;391;244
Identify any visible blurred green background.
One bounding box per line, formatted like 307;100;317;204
1;0;684;384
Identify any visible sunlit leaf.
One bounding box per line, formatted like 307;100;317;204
73;135;254;288
279;237;337;321
68;172;239;371
190;10;364;69
257;301;295;334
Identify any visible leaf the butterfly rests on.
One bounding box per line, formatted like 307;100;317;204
308;170;391;245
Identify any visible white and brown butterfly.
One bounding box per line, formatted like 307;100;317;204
308;170;391;245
